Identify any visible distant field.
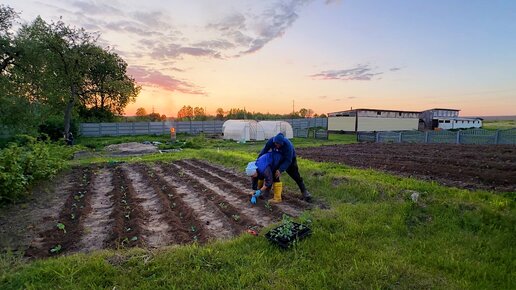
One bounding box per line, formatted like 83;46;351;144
483;119;516;130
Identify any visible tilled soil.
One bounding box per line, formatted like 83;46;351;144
1;160;310;258
297;143;516;192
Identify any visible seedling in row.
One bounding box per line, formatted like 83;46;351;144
232;214;240;221
50;244;62;253
56;223;66;233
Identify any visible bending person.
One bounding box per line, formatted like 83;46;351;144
258;133;312;202
245;151;283;204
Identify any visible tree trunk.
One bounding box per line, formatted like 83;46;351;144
64;84;78;139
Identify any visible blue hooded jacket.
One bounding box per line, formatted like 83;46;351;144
252;152;282;189
258;133;295;173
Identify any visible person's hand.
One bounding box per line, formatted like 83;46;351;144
254;190;261;197
250;195;257;204
275;170;281;178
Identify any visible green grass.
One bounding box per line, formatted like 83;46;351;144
483;119;516;130
1;144;514;289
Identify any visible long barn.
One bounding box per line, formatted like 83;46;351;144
328;108;420;132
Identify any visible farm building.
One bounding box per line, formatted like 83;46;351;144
222;120;265;141
420;108;483;130
328;108;420;132
258;121;294;139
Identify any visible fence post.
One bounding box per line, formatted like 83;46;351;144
375;132;380;143
116;123;119;136
398;132;402;143
425;131;429;143
494;130;499;144
131;122;135;135
456;131;461;144
99;123;102;136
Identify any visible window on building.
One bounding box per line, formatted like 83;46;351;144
377;111;381;115
439;120;444;123
445;120;450;123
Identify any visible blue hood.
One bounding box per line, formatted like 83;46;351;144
273;133;285;145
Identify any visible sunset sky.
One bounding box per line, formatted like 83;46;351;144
5;0;516;117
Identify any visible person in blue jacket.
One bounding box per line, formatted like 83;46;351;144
245;151;282;204
257;133;312;202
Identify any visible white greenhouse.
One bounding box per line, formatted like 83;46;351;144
222;120;265;141
258;121;294;139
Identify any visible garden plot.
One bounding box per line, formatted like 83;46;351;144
2;160;309;258
297;143;516;192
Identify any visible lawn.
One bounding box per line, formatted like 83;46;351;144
0;135;514;289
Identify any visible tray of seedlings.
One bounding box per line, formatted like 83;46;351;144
265;215;311;249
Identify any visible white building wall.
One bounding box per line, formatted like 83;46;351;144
358;117;419;131
328;117;356;131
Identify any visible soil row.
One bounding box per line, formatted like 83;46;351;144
22;160;308;258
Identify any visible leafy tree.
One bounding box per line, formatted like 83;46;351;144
0;4;18;74
0;6;139;137
135;107;147;117
78;47;140;119
215;108;224;120
147;112;161;121
299;108;308;118
177;105;193;120
193;106;206;121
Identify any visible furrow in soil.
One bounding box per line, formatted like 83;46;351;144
177;160;283;224
189;159;311;214
122;164;171;248
0;171;72;255
79;168;115;252
158;162;245;240
25;166;95;258
136;163;209;244
106;165;147;249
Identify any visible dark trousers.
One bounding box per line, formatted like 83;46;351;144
285;157;306;193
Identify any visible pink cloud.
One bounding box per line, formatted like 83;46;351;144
127;66;205;95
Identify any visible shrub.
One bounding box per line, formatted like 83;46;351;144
38;116;78;141
0;137;74;205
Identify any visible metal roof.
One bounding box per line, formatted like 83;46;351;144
328;108;422;114
425;108;460;111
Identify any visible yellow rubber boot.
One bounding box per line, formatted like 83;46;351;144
258;179;264;189
270;182;282;203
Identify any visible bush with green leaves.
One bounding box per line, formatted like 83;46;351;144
0;135;74;204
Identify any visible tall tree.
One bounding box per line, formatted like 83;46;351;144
78;47;140;120
136;107;147;117
299;108;308;118
215;107;224;120
29;18;99;137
